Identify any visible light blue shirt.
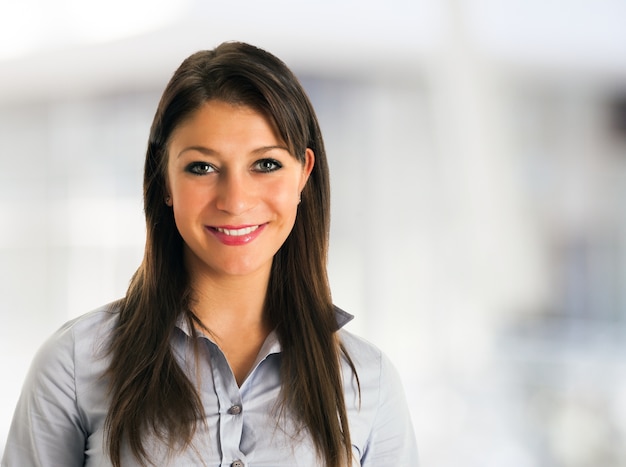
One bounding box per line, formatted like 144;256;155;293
2;303;418;466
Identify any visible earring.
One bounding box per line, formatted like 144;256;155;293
165;196;172;206
298;194;302;205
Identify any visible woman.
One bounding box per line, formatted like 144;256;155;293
2;41;417;466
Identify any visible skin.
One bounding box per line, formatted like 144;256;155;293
166;100;314;384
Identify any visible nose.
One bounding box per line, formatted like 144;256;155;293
215;171;255;215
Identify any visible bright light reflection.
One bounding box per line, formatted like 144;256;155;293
0;0;190;60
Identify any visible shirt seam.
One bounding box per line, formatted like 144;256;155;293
70;323;85;436
370;348;384;447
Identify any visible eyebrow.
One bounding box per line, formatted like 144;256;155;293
177;145;290;158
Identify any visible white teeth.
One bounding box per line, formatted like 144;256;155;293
215;225;259;236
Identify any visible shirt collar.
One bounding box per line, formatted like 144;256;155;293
176;305;354;337
333;305;354;330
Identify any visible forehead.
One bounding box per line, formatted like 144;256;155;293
166;100;293;161
172;100;279;139
176;100;281;139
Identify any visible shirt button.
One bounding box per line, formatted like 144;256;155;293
231;461;244;467
228;405;242;415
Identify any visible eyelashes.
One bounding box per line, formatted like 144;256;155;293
184;159;283;175
253;159;282;173
185;161;215;175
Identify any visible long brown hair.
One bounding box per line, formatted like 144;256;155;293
104;41;358;467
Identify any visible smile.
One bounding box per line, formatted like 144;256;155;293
214;225;260;236
208;223;266;246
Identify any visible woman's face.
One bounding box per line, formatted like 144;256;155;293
166;100;314;282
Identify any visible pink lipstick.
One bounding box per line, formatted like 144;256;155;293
207;223;266;246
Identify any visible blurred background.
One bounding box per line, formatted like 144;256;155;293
2;0;626;465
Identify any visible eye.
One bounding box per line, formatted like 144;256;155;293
254;158;282;173
185;162;216;175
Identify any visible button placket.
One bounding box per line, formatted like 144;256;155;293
208;342;246;466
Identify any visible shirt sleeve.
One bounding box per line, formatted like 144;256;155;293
360;352;419;466
2;323;87;467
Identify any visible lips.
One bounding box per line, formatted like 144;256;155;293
208;223;266;245
214;225;260;237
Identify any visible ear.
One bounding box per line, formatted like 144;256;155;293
164;172;173;206
299;148;315;192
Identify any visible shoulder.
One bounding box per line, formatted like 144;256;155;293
39;303;119;357
336;329;419;464
3;304;121;465
332;307;389;374
337;328;387;371
30;303;120;383
336;326;410;411
337;328;407;397
24;303;121;427
336;327;400;398
59;301;120;335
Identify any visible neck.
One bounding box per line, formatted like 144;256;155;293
187;265;274;386
188;266;271;338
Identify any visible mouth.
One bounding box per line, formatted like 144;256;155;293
208;223;266;245
213;225;261;236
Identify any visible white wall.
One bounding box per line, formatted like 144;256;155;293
2;1;626;465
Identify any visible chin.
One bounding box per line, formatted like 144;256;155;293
213;259;272;279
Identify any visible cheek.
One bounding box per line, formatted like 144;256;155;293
171;183;208;220
265;181;299;213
